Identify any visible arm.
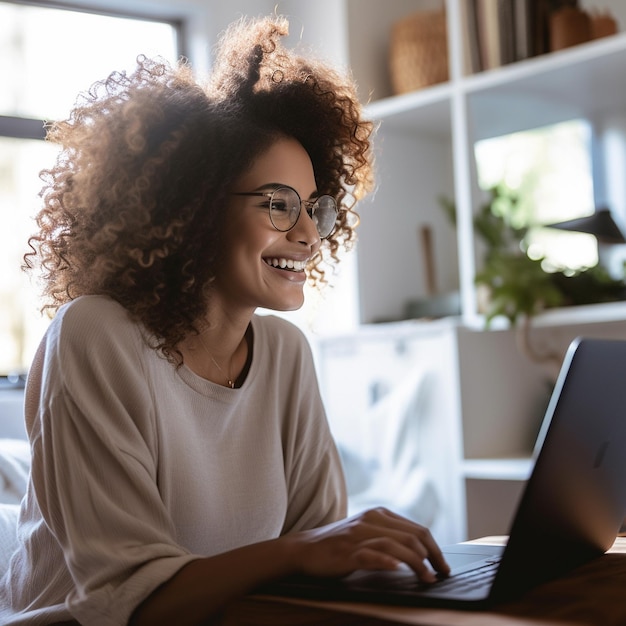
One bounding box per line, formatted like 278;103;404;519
131;507;450;626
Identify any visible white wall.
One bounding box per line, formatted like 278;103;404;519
345;0;443;102
356;128;456;324
66;1;345;74
581;0;626;32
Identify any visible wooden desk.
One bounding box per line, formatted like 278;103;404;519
218;537;626;626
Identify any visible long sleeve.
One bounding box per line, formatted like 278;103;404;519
266;321;347;533
9;298;199;625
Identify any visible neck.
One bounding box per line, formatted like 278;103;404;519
198;333;237;388
182;318;252;388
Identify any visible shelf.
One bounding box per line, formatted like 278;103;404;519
464;31;626;94
366;32;626;141
467;33;626;140
525;301;626;327
466;301;626;331
365;82;452;138
463;457;533;481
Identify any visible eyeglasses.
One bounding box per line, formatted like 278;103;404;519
232;186;338;239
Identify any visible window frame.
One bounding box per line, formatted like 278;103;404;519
5;0;188;43
1;0;187;136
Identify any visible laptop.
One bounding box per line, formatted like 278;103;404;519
260;336;626;609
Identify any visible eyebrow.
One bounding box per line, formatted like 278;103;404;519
253;182;282;191
253;183;320;200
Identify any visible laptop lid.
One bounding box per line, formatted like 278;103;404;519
490;336;626;601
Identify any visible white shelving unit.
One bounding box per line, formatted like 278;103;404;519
354;0;626;327
315;0;626;541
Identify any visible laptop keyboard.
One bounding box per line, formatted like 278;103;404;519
428;557;501;593
386;557;502;594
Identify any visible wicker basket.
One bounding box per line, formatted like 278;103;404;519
389;9;448;95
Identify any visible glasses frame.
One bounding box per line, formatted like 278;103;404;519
232;185;338;239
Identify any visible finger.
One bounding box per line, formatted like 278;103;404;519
376;538;438;583
405;525;450;576
381;534;448;581
349;536;432;583
360;510;451;576
352;545;401;572
425;541;450;576
357;519;450;575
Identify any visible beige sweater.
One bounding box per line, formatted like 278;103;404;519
0;296;346;625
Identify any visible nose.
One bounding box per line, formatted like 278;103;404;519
288;204;322;251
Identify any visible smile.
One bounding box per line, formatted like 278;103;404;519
264;257;307;272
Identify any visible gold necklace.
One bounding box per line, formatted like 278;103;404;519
197;333;235;388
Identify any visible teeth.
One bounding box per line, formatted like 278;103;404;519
267;258;307;271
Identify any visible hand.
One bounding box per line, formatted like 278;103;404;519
287;507;450;583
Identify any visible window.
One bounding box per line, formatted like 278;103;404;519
474;119;597;273
0;1;182;375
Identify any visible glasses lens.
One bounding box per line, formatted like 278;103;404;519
269;188;300;232
312;195;338;238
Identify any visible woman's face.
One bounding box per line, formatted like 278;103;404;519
214;135;322;315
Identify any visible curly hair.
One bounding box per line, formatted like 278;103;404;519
25;15;374;359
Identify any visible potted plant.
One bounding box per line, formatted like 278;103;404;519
440;185;626;327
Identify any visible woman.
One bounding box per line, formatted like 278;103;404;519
0;16;449;626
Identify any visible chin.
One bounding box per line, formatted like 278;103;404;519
277;300;305;312
268;296;305;312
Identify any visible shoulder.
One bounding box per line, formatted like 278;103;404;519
55;295;137;333
251;314;317;378
251;314;310;348
57;294;132;326
49;295;146;358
